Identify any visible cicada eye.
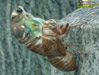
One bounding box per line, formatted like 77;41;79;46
16;8;23;13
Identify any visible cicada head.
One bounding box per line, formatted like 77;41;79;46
11;6;27;41
11;6;26;23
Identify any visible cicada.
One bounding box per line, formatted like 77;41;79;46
11;6;86;71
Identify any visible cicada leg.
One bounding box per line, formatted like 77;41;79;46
57;24;70;40
57;22;87;40
63;42;85;55
70;22;87;28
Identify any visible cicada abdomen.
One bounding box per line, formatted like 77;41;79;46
42;20;78;71
48;52;78;71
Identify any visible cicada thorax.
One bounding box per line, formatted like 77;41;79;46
11;21;46;56
42;19;78;71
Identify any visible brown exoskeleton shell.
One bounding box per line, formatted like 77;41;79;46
11;7;86;71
